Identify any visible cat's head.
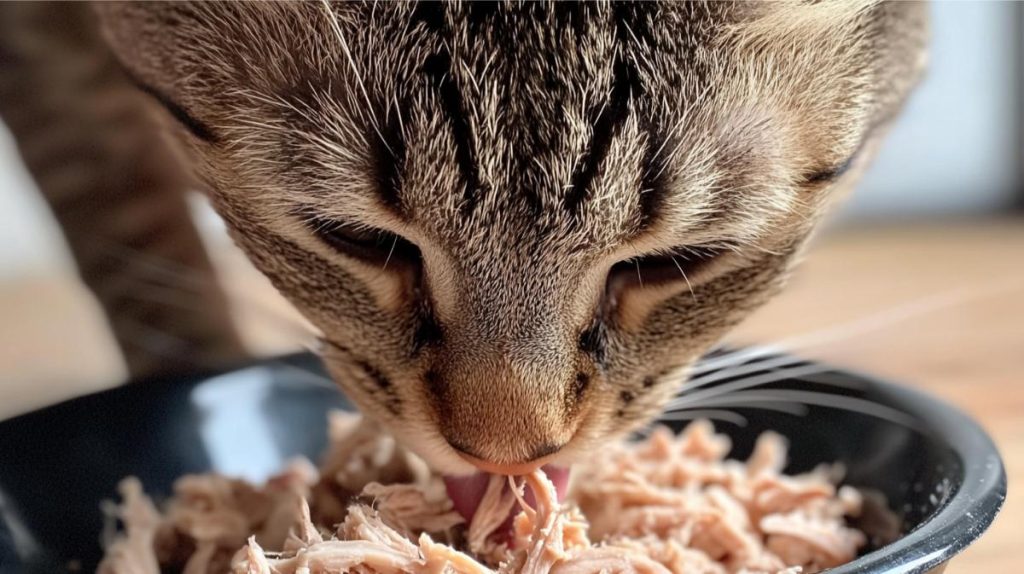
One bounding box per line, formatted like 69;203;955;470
95;1;926;475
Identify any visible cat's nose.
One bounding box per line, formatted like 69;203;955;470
447;438;567;475
427;345;582;473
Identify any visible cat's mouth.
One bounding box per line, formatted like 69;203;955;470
443;465;571;524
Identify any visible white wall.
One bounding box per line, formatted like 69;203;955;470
0;127;73;279
841;1;1021;219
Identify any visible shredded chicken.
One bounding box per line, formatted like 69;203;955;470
99;415;872;574
97;478;161;574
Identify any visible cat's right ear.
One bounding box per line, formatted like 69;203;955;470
92;3;198;102
91;2;252;142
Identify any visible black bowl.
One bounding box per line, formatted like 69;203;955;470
0;352;1005;574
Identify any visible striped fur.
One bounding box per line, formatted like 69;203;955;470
2;2;926;473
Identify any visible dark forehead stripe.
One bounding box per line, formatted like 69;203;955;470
630;3;728;231
422;52;484;219
638;123;669;229
563;57;638;216
412;2;486;219
472;2;602;219
408;2;621;223
629;1;737;233
617;2;671;231
405;2;679;226
564;2;655;218
372;106;408;216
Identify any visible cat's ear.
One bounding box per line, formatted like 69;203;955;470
714;0;926;178
90;2;249;143
722;0;883;52
91;3;293;115
92;3;209;98
92;3;354;124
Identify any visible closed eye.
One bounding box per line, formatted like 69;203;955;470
804;142;865;185
307;216;420;269
607;245;724;292
804;156;854;184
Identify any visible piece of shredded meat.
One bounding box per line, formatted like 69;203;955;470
99;415;871;574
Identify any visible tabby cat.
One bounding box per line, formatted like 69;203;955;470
0;2;926;477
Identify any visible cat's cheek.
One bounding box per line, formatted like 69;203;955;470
613;281;696;333
339;262;415;315
320;354;402;421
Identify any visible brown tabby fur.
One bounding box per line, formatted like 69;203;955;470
0;2;927;474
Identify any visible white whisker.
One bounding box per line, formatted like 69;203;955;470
709;401;808;416
89;237;322;345
667;362;828;410
669;401;807;417
685;353;808;391
691;345;783;378
774;279;1024;354
670;255;697;303
690;278;1023;378
655;409;749;426
382;234;399;270
680;389;921;429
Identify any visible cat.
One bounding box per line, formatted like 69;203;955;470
0;1;926;477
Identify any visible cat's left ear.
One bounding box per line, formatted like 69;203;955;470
92;3;208;102
721;1;928;129
92;2;287;132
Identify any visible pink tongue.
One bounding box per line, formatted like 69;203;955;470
444;465;571;524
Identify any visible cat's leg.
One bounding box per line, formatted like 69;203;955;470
0;3;248;378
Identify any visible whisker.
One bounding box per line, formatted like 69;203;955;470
796;370;869;390
772;278;1024;354
679;389;921;429
90;237;209;291
684;354;866;399
670;255;696;303
115;277;322;349
690;278;1024;378
685;353;810;391
303;338;326;355
666;362;828;410
114;276;215;313
382;234;399;270
690;345;783;378
90;237;322;344
116;316;202;365
671;401;809;417
655;409;749;426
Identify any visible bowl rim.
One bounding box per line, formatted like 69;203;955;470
0;352;1008;573
821;367;1007;573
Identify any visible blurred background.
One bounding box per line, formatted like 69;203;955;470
0;2;1021;572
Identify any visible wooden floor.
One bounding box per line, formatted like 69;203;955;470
1;217;1021;572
